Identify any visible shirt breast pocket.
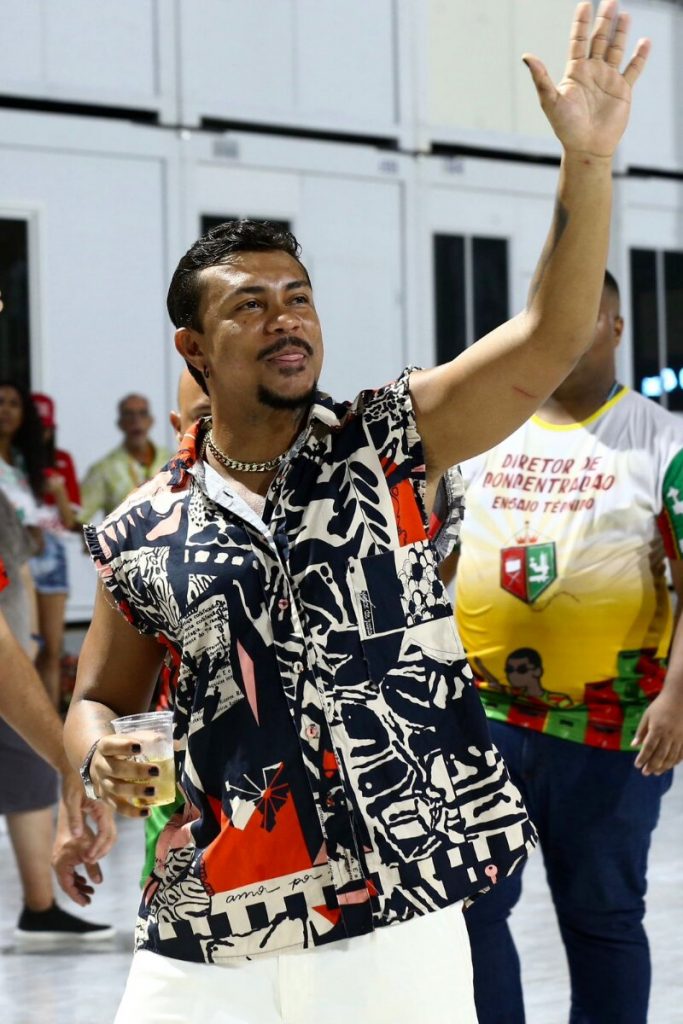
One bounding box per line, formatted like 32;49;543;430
346;539;463;685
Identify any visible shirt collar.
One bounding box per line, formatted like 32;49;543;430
167;392;343;491
307;390;343;430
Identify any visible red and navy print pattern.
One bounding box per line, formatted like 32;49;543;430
86;370;536;964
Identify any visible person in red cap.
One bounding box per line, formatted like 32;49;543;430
30;392;82;709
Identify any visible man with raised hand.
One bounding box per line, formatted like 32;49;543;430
456;271;683;1024
65;5;650;1021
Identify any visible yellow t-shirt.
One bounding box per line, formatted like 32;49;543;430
456;387;683;749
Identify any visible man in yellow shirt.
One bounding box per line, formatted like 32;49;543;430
456;272;683;1023
80;394;171;522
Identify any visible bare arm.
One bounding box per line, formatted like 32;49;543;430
0;608;71;775
412;1;650;475
63;582;166;817
44;474;77;530
633;560;683;775
0;606;117;882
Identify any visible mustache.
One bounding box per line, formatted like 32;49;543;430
258;336;313;361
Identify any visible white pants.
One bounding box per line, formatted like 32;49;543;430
114;903;478;1024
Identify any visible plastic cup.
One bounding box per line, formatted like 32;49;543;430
111;710;176;807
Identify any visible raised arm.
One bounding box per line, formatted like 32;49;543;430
412;1;650;475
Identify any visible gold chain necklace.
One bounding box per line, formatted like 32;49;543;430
204;430;287;474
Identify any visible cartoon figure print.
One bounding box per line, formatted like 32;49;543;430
473;648;574;707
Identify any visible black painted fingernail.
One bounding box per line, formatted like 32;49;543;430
131;743;142;754
140;808;150;817
148;766;160;777
144;787;156;796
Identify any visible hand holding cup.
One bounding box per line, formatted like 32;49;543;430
91;711;176;818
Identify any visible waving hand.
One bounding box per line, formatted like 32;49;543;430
524;0;650;159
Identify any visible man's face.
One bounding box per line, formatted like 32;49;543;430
505;654;542;691
118;396;153;445
178;250;324;416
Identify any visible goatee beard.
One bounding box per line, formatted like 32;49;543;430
257;381;317;411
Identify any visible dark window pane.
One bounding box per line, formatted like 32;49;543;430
630;248;661;404
201;214;290;234
473;237;509;340
664;251;683;411
0;219;30;391
434;234;466;364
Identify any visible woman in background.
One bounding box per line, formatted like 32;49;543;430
0;380;45;552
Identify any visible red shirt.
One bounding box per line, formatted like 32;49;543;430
43;449;81;509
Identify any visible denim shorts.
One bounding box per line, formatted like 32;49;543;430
30;530;69;594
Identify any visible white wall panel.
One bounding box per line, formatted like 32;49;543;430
618;1;683;173
1;1;43;84
178;1;296;123
187;163;301;233
0;154;170;469
425;0;583;153
0;0;173;117
0;134;174;462
294;0;396;127
427;1;516;135
412;157;558;368
43;1;157;97
178;0;399;136
0;112;179;619
299;175;404;399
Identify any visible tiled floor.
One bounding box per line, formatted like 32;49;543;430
0;776;681;1023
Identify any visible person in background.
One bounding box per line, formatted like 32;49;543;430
79;393;171;523
168;368;212;443
0;488;114;944
0;380;46;554
29;392;81;707
0;587;116;908
455;272;683;1024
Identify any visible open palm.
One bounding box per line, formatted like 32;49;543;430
525;1;651;159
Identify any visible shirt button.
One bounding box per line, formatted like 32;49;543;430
278;598;289;610
293;661;303;673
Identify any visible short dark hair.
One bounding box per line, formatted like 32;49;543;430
604;269;620;299
505;647;543;672
167;219;308;333
167;220;309;394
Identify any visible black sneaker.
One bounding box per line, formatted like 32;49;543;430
14;903;116;946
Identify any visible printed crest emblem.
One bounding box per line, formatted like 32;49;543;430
501;540;557;604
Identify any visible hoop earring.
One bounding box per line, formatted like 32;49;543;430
203;366;210;379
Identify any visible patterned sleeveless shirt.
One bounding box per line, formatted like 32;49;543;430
87;369;536;964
